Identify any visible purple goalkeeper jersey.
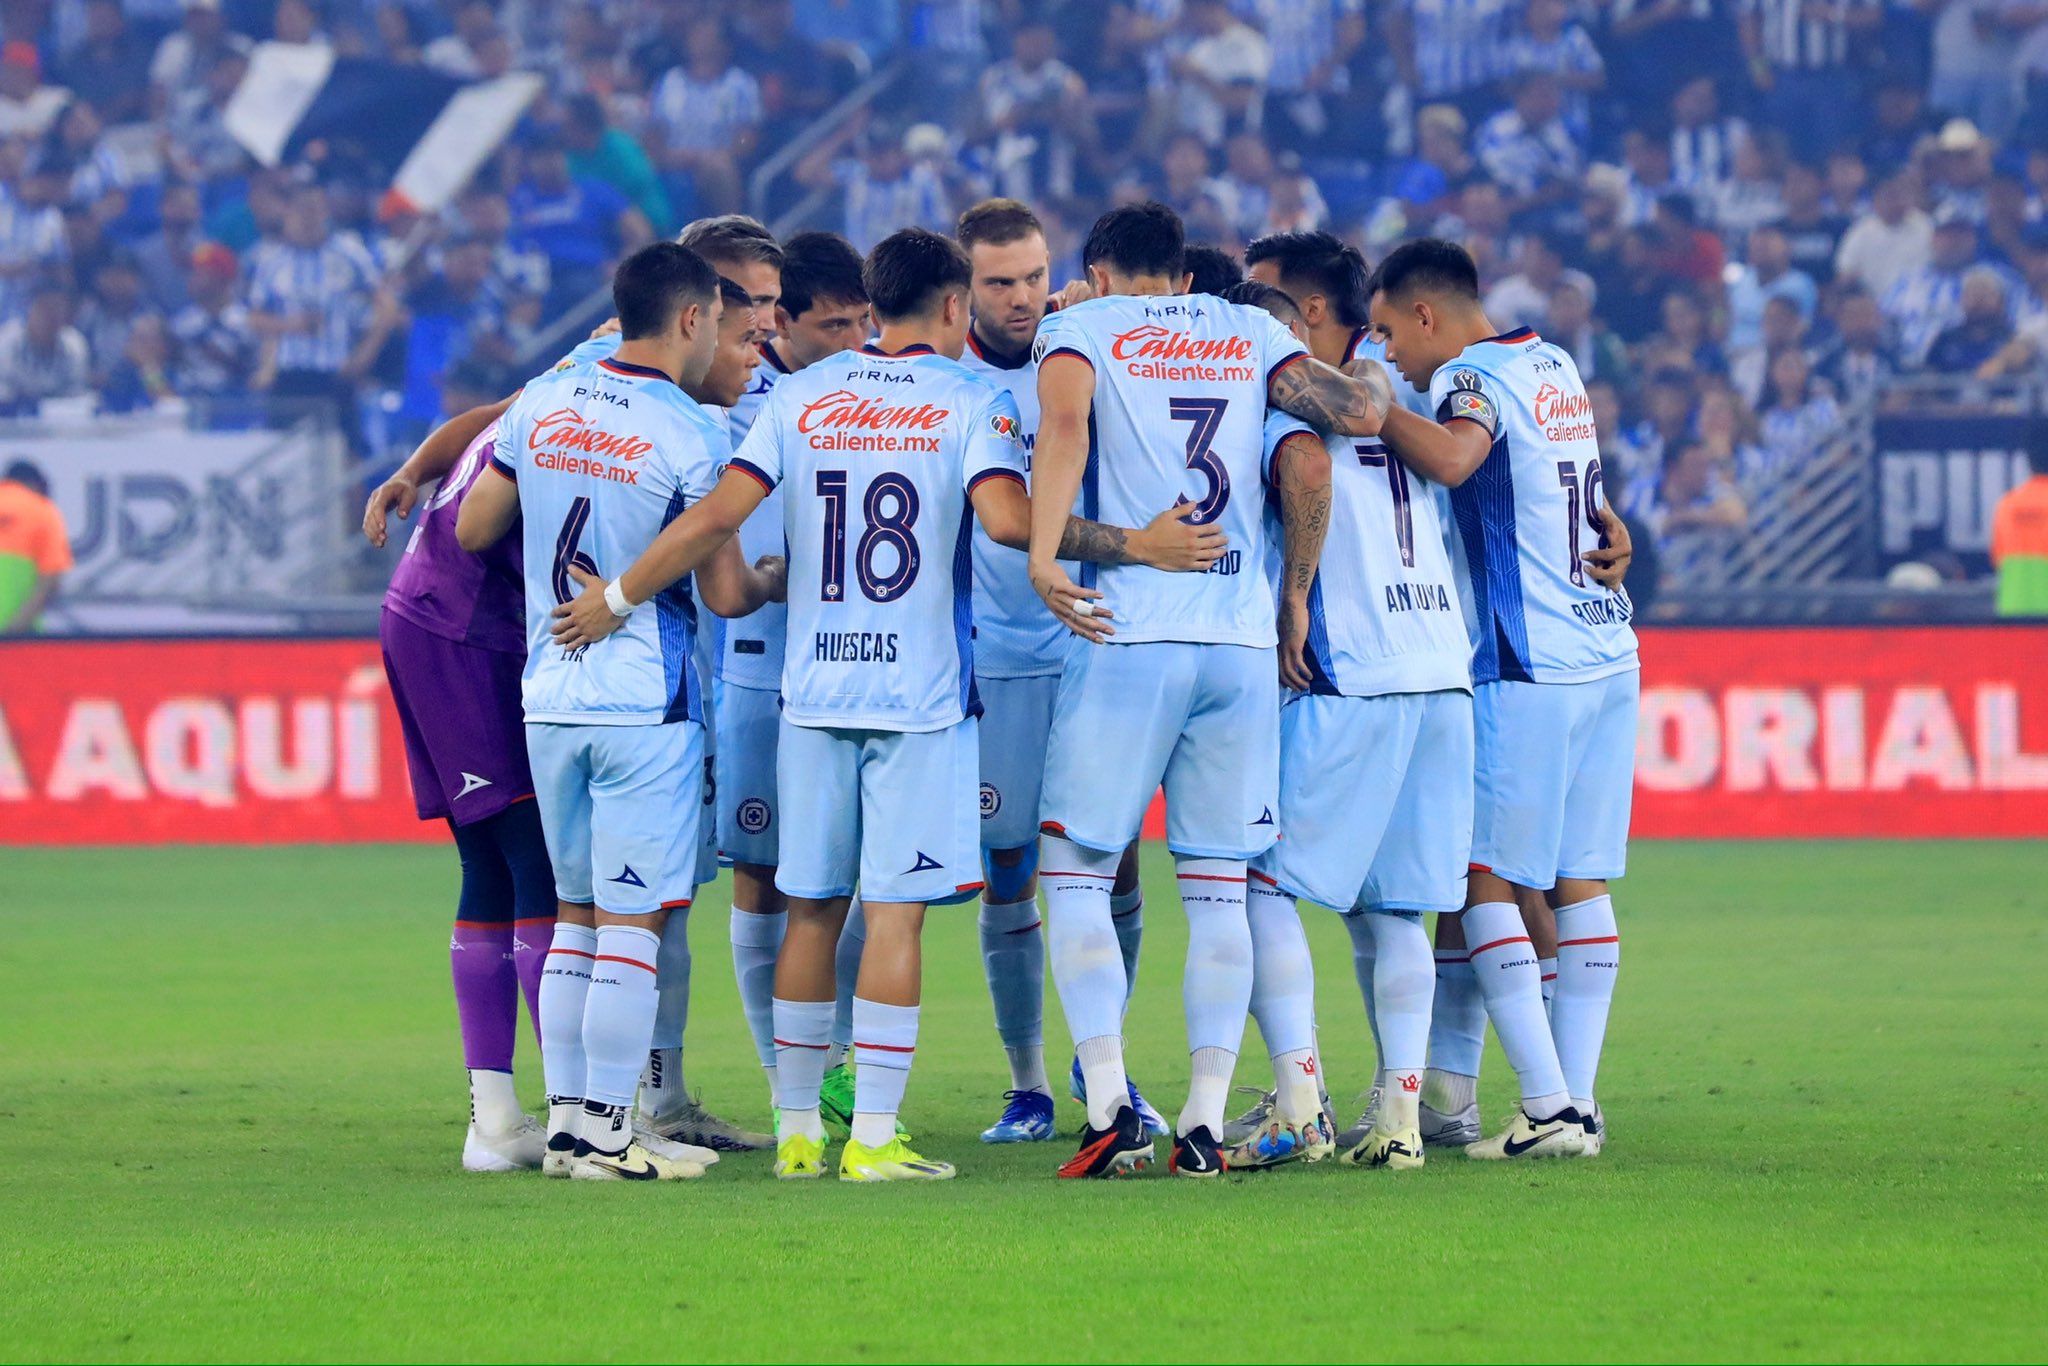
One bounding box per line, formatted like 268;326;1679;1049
382;422;526;655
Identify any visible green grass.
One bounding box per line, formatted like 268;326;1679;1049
1;841;2044;1364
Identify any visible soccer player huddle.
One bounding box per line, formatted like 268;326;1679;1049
366;195;1638;1184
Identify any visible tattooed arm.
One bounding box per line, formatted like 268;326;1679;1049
1268;354;1393;437
976;477;1228;571
1272;428;1334;693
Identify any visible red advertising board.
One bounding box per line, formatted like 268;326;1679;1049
4;628;2047;845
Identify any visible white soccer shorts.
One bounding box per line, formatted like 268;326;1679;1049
526;719;704;915
1471;670;1640;889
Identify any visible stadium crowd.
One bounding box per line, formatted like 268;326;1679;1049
6;0;2048;575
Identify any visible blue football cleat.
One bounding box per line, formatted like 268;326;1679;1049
1068;1055;1171;1139
980;1089;1057;1143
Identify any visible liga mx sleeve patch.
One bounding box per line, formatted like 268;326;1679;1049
1437;371;1499;436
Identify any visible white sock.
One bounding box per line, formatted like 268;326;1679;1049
640;1046;684;1118
1539;956;1557;1018
772;996;834;1141
650;903;690;1051
545;1097;583;1147
1109;884;1143;1004
1342;912;1384;1072
1074;1034;1128;1131
1369;912;1433;1132
580;924;662;1108
580;1099;633;1156
1463;901;1570;1116
978;896;1049;1095
730;906;786;1084
468;1068;524;1134
1247;875;1317;1119
1043;835;1127;1108
851;997;918;1146
1422;1068;1477;1115
828;898;865;1068
537;923;595;1109
1180;1045;1236;1139
1427;946;1486;1077
1552;895;1620;1110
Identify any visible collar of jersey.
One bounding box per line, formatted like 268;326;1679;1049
598;358;675;382
1477;327;1538;346
760;339;794;374
966;327;1031;371
859;342;936;357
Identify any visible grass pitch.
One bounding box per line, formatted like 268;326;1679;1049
1;840;2043;1363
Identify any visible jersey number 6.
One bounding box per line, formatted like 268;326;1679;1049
552;496;599;606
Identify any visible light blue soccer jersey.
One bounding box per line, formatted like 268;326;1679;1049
715;341;790;691
959;327;1072;679
1033;293;1308;646
493;353;725;724
726;343;1028;732
1430;327;1639;685
1260;409;1471;698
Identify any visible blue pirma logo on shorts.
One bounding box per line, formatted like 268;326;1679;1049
737;797;771;834
978;783;1001;818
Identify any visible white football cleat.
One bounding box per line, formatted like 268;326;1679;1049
569;1139;705;1181
632;1121;719;1168
1341;1125;1425;1171
1464;1106;1591;1160
1221;1087;1275;1146
1334;1085;1383;1152
1419;1099;1481;1147
642;1096;773;1152
462;1117;546;1172
1577;1103;1606;1157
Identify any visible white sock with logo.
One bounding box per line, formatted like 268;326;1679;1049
1178;857;1252;1138
1552;895;1620;1111
1369;912;1434;1132
581;924;662;1109
1043;835;1127;1125
772;997;834;1142
851;998;919;1147
538;923;595;1122
1246;874;1318;1121
1463;901;1570;1117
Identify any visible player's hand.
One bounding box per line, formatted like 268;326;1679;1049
754;554;787;603
1050;278;1095;310
362;472;419;548
588;316;622;341
550;565;627;648
1277;594;1314;692
1130;503;1227;572
1031;558;1114;644
1583;504;1633;589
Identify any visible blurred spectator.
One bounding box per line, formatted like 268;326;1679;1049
800;118;951;251
1990;436;2048;615
162;43;249;185
1154;0;1270;149
1547;276;1631;389
1835;170;1932;297
1253;0;1365;152
54;1;151;126
149;0;251;115
1923;265;2016;372
76;250;155;387
1260;152;1328;235
1979;171;2048;269
272;0;329;49
135;179;204;312
1883;211;2021;364
1649;193;1726;289
454;188;548;324
422;0;500;79
100;312;178;413
1738;0;1882;162
0;41;68;139
1621;128;1679;225
246;181;386;445
0;141;68;316
1862;74;1942;176
1725;223;1817;351
1644;439;1748;582
1484;233;1592;334
1695;386;1771;490
508;136;654;313
1502;0;1603;143
1644;289;1728;376
1601;229;1670;343
0;282;90;414
1756;348;1841;480
1930;0;2023;142
975;18;1093;206
1773;159;1848;284
1924;118;1995;222
1813;286;1901;405
170;239;254;398
736;0;857;147
1383;104;1473;222
560;95;672;232
0;459;72;635
1669;75;1747;199
1618;366;1699;487
407;230;514;370
1390;0;1514;117
1730;293;1810;406
1706;133;1786;245
1474;75;1582;219
647;16;762;216
1216;133;1274;240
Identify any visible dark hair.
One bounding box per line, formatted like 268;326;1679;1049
1082;201;1184;280
677;214;784;273
1183;243;1243;296
612;241;720;341
718;276;752;311
1244;229;1370;327
778;230;867;319
1367;238;1481;305
864;227;972;322
1221;279;1301;327
2;459;49;497
957;197;1044;251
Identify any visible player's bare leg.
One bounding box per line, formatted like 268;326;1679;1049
1546;875;1619;1152
1460;870;1589;1159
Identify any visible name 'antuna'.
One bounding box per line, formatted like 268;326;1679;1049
1109;325;1253;363
797;390;952;434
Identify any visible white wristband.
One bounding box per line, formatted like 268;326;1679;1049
603;578;638;618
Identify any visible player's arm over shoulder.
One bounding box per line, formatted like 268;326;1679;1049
453;405;523;552
1375;364;1495;488
1266;322;1390;438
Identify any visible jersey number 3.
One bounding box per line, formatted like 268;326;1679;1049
1168;397;1230;524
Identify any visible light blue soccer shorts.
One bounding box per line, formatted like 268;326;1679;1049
976;672;1061;851
1040;641;1280;860
1472;670;1640;889
774;716;984;904
715;681;780;867
526;719;704;916
1253;690;1473;914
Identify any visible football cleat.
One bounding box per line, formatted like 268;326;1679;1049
1068;1056;1170;1138
1577;1103;1606;1157
1298;1104;1337;1162
774;1131;828;1179
1334;1085;1384;1153
819;1063;856;1139
641;1095;771;1152
542;1128;578;1179
463;1117;545;1173
980;1089;1057;1143
1169;1125;1227;1178
1465;1106;1591;1160
1420;1099;1482;1147
1342;1125;1425;1170
1221;1086;1275;1146
568;1139;705;1181
632;1124;720;1168
1057;1104;1154;1179
839;1135;956;1182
